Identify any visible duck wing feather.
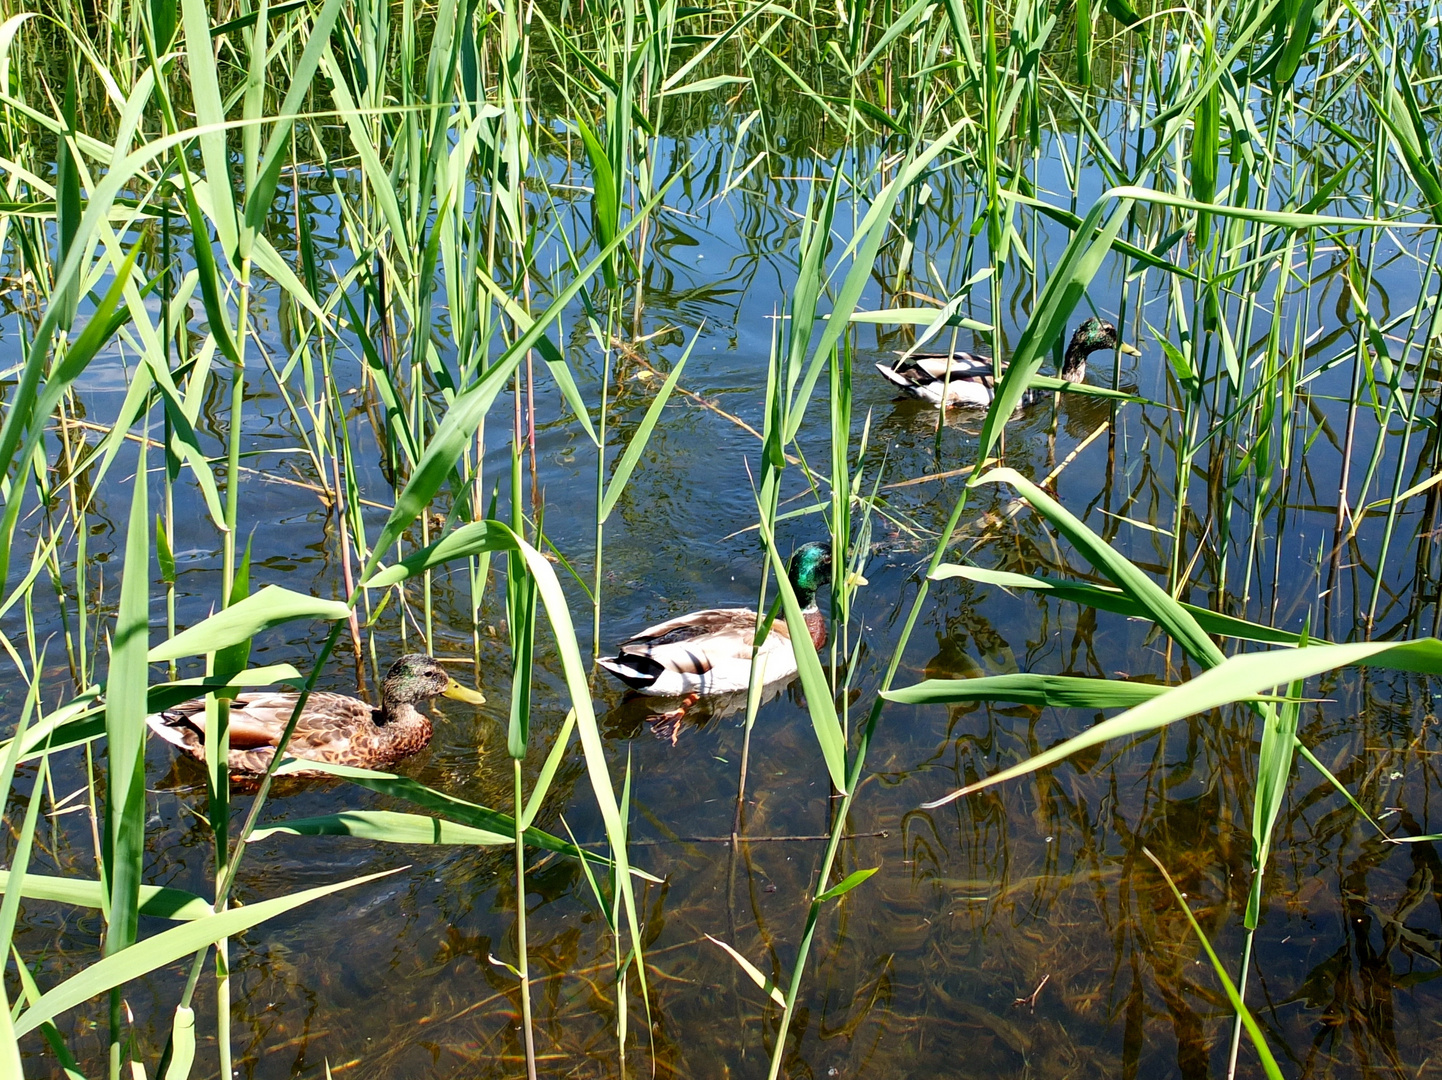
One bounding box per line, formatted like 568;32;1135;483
614;607;787;672
901;352;995;381
151;692;377;751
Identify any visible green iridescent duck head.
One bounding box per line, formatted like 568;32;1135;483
381;655;487;710
1061;317;1140;379
788;543;834;608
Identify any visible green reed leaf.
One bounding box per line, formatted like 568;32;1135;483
1248;629;1306;929
181;0;238;255
269;759;584;859
1102;0;1141;27
521;708;577;830
104;434;150;958
884;673;1170;708
1190;31;1220;240
362;518;514;588
161;1006;195;1080
1270;0;1318;89
969;469;1226;667
599;327;697;522
214;536;254;682
924;638;1442;806
241;0;343;241
1024;375;1149;402
177;174;241;367
816;866;878;903
0;873;212;921
576;115;619;269
147;355;226;529
3;666;302;764
930;564;1315;646
155;515;176;584
149;0;178;51
148;586;349;662
1143;849;1285;1080
55;69;80;328
14;870;401;1037
249;810;511;847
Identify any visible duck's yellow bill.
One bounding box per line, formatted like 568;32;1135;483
442;678;487;705
1119;342;1142;356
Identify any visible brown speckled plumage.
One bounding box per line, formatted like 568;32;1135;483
146;655;484;778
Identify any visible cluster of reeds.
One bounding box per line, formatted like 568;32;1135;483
1;0;1442;1075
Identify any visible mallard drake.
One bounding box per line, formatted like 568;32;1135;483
875;317;1139;408
598;543;833;697
146;654;486;777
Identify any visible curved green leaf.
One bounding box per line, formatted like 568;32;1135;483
15;870;400;1036
924;638;1442;807
0;872;211;921
148;586;350;662
931;564;1315;646
249;810;511;846
968;469;1225;668
817;866;878;903
884;673;1170;708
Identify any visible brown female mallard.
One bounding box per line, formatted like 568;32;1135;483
146;654;486;777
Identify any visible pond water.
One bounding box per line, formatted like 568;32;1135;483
6;68;1442;1080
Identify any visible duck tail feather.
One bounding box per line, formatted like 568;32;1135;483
146;712;200;750
874;362;913;389
597;655;660;692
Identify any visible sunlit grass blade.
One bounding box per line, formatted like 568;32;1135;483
148;586;350;663
968;468;1225;667
180;0;237;254
884;673;1170;708
599;328;697;522
931;565;1316;645
924;638;1442;806
1143;849;1284;1080
104;434;150;960
249;810;512;846
706;935;786;1007
0;873;212;920
14;870;403;1038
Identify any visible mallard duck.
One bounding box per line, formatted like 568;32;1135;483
875;317;1139;408
598;543;832;697
146;654;486;777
